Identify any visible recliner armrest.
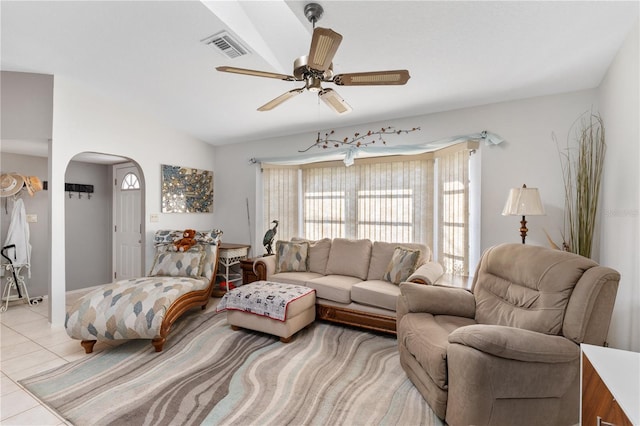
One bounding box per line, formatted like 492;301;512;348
448;324;580;363
398;282;475;318
407;261;444;285
253;255;276;280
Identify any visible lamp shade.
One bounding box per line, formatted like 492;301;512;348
502;186;545;216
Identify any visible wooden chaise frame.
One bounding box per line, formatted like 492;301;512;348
81;247;220;353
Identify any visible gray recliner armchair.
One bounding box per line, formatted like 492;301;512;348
397;243;620;426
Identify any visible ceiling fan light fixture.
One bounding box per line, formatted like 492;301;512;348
319;88;352;114
307;76;322;92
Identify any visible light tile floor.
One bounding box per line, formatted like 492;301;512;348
1;295;77;425
0;290;219;425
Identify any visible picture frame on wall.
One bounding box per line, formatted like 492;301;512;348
161;164;213;213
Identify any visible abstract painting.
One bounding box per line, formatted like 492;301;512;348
161;164;213;213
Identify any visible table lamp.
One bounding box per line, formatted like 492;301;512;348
502;184;545;244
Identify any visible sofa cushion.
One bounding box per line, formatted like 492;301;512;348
292;237;331;274
367;241;429;281
275;241;309;273
351;280;400;311
473;243;598;335
270;272;323;286
398;313;476;389
325;238;372;280
384;247;421;284
306;275;362;304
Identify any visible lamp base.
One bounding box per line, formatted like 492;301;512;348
519;215;528;244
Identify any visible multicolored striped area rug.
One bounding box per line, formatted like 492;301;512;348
20;310;442;426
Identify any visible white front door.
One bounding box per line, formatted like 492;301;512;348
113;163;142;280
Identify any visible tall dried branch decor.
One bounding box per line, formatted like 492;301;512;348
554;112;606;259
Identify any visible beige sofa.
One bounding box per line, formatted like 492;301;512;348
254;237;443;334
397;243;620;425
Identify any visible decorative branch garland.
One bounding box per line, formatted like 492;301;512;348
298;126;421;153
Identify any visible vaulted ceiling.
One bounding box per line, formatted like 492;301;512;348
1;1;638;149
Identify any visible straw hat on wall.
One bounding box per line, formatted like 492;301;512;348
0;173;25;197
23;175;43;196
0;174;43;197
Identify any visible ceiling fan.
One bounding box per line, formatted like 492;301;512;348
216;3;410;114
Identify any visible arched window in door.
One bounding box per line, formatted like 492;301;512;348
121;172;140;190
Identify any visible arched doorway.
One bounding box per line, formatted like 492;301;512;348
64;153;144;290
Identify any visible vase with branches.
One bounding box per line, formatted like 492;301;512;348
554;112;606;259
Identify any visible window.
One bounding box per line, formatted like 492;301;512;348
300;158;433;243
121;172;140;190
261;142;477;275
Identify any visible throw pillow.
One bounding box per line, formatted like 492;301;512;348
149;249;204;277
383;247;421;284
292;237;331;274
275;241;309;273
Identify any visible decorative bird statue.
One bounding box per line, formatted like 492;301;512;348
263;220;279;255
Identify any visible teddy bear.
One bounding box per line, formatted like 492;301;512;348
174;229;197;252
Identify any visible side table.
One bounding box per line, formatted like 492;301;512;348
212;243;250;297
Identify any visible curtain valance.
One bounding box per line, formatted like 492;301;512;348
251;131;504;167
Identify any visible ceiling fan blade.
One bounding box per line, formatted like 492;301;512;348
318;88;352;115
333;70;410;86
308;27;342;72
258;88;305;111
216;66;296;81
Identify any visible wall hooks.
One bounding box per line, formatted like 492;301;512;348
65;183;94;200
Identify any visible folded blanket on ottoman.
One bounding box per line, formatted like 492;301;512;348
217;281;315;321
217;281;316;342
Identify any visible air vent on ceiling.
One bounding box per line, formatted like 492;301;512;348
202;31;249;59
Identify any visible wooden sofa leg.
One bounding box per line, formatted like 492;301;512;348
81;340;96;354
152;337;166;352
280;336;292;343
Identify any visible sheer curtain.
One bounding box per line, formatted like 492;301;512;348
436;143;476;275
262;166;299;243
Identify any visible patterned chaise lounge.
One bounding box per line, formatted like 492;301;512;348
65;229;222;353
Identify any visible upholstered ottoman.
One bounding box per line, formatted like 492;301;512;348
217;281;316;343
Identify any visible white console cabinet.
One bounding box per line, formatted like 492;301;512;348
581;344;639;426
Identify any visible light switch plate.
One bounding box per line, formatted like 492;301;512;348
150;213;159;223
26;214;38;223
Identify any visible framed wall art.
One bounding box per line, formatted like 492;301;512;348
161;164;213;213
